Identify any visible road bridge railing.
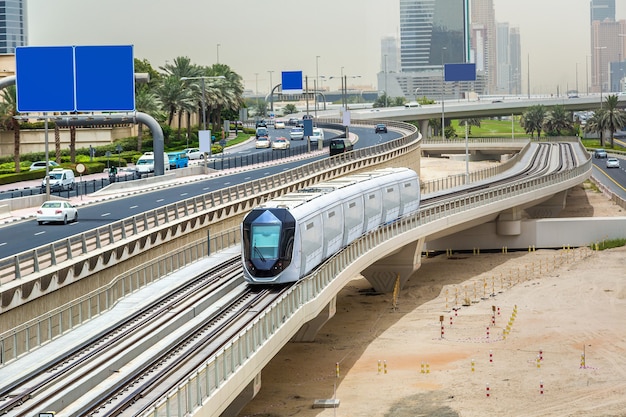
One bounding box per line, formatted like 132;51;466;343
0;119;420;314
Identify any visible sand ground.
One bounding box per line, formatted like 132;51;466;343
237;159;626;417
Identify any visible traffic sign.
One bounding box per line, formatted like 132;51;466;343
15;45;135;113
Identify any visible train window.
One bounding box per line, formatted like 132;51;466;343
328;211;336;218
369;194;375;200
404;183;412;188
349;202;356;208
386;187;394;193
306;222;314;230
251;225;280;259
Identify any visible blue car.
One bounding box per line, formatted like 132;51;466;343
168;151;189;169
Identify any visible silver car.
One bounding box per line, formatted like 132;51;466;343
606;157;620;168
290;127;304;140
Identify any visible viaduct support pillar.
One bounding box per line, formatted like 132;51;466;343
361;238;425;293
291;296;337;342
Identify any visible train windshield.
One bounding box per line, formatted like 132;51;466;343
251;224;281;260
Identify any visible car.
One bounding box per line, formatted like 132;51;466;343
255;120;267;128
272;137;291;150
594;149;608;159
290;127;304;140
29;160;60;171
184;148;203;160
311;128;324;142
274;120;286;129
256;126;269;139
375;123;388;133
36;200;78;225
606;157;620;168
41;168;75;191
255;136;271;149
168;151;190;169
287;118;299;126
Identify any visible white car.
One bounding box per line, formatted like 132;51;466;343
271;137;290;150
255;136;271;149
36;200;78;225
184;148;203;160
311;128;324;141
274;120;286;129
30;160;60;171
606;157;620;168
290;127;304;140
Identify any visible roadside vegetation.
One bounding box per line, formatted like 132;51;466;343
590;238;626;250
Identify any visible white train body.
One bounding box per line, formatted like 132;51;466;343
241;167;420;284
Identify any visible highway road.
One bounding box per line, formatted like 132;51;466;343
0;125;401;258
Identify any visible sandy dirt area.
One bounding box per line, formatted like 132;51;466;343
238;159;626;417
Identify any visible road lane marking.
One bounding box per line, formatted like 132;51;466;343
35;231;46;236
101;213;111;217
156;198;164;203
130;205;138;209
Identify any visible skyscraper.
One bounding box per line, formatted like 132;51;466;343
0;0;28;54
590;0;615;22
379;0;474;100
471;0;497;94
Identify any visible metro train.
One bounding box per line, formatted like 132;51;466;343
241;167;421;284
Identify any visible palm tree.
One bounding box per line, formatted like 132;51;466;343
520;105;547;138
542;105;572;136
0;85;21;172
584;110;606;146
600;95;626;148
135;85;163;151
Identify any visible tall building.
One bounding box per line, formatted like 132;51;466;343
0;0;27;54
471;0;497;94
590;0;615;22
379;0;475;100
509;27;522;95
381;36;400;74
591;19;626;93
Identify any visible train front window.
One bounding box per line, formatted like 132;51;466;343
251;224;281;260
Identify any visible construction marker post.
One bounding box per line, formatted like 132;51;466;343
440;315;445;339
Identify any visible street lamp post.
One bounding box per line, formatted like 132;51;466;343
180;75;226;131
595;46;607;108
268;70;274;115
216;43;220;64
315;55;320;118
441;47;447;140
384;54;388;107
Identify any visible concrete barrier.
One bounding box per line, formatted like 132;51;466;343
0;204;10;219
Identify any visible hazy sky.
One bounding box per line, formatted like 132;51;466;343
26;0;626;95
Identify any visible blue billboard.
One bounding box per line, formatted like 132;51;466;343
281;71;303;94
16;46;76;112
444;63;476;82
15;45;135;113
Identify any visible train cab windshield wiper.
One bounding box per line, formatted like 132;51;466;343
253;245;266;262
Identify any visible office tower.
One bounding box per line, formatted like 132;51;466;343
509;27;522;95
399;0;468;72
471;0;497;94
380;0;474;100
381;36;400;74
0;0;27;54
590;0;615;22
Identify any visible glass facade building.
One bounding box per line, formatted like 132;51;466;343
0;0;27;54
590;0;615;22
399;0;469;72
